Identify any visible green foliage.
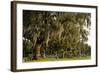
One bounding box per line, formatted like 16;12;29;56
23;10;91;61
23;39;32;57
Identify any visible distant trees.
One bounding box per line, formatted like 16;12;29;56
23;10;91;60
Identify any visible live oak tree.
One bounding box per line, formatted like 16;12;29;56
23;11;60;60
23;10;91;60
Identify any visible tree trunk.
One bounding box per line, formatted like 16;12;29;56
43;49;46;58
62;51;65;58
34;44;41;60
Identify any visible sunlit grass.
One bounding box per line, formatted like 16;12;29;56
23;56;91;62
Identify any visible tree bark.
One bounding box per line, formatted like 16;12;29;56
34;44;41;60
43;49;46;58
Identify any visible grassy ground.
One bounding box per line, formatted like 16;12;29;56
23;56;91;62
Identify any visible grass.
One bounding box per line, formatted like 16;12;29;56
23;56;91;62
